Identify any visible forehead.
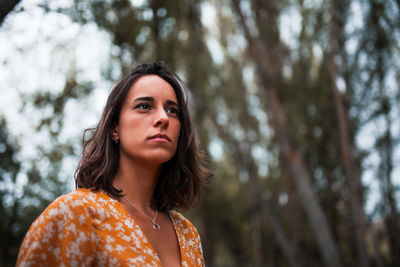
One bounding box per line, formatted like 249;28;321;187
126;75;178;102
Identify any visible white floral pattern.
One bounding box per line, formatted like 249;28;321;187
17;189;205;266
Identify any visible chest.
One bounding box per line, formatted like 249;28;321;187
87;205;203;266
135;214;181;267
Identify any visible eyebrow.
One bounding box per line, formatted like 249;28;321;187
133;96;179;107
133;96;154;102
166;100;179;107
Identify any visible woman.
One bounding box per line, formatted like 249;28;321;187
17;62;210;266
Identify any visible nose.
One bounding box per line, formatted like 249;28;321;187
153;108;169;129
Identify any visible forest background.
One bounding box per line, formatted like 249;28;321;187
0;0;399;266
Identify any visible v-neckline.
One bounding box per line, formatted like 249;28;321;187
114;198;184;266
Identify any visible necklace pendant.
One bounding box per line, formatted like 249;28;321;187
122;197;160;231
152;221;161;231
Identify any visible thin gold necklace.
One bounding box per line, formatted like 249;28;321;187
123;197;160;231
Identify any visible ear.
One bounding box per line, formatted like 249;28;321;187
110;124;119;141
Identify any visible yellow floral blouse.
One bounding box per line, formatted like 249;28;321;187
17;188;204;266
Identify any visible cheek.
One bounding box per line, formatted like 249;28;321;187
119;118;144;140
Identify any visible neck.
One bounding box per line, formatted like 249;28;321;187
113;155;161;211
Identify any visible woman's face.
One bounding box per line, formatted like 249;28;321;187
115;75;181;166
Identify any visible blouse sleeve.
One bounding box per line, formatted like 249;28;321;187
16;194;96;267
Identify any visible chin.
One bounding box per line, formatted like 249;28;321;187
144;150;176;165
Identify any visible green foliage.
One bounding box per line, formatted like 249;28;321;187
0;116;21;266
0;117;52;267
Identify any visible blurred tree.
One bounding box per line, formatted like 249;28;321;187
0;0;20;25
0;115;59;266
0;116;23;266
327;0;369;265
356;0;400;264
231;0;343;266
0;64;94;265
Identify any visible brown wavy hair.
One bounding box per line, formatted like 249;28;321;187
75;62;210;211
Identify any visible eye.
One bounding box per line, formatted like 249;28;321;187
134;103;152;111
165;106;179;116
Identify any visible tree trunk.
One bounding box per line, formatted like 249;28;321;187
198;191;216;267
185;1;265;265
150;0;162;60
231;1;343;266
211;120;265;266
247;159;264;267
211;112;300;267
381;99;400;264
263;198;301;267
327;0;370;266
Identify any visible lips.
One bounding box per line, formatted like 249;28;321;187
148;133;171;142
